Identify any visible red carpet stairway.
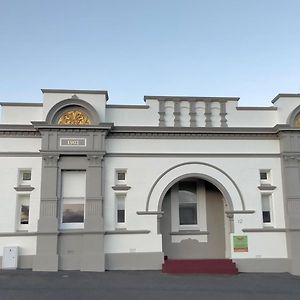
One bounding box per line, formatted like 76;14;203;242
162;259;239;274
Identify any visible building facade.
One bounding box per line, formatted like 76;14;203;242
0;89;300;274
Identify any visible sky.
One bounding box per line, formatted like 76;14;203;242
0;0;300;106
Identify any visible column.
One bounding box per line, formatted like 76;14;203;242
80;154;105;272
33;155;59;271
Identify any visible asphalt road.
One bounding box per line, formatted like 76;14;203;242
0;270;299;300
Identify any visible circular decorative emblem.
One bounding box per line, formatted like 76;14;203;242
58;111;91;125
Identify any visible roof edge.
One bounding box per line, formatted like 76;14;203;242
0;102;43;107
144;95;240;102
272;93;300;104
41;89;109;101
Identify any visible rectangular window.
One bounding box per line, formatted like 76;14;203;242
22;172;31;181
18;169;32;186
61;170;86;229
116;169;127;185
260;170;271;185
17;194;30;231
116;194;126;227
261;194;272;225
178;181;197;226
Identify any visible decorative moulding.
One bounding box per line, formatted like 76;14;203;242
14;186;35;192
112;185;131;191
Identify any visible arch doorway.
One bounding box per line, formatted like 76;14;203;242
160;177;231;259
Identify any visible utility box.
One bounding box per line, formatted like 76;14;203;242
2;246;18;269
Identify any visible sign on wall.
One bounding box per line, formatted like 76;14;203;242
233;235;248;252
60;138;87;147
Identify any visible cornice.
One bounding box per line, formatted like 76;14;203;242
0;102;43;107
108;126;280;139
272;93;300;104
41;89;109;100
31;121;114;131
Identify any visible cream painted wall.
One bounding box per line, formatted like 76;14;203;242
0;157;41;233
230;232;287;258
0;138;41;152
106;138;280;154
1;93;300;128
0;237;37;256
104;234;162;253
0;106;43;124
104;150;285;258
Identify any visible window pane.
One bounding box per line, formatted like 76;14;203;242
179;181;197;193
116;195;125;224
22;172;31;181
179;204;197;225
260;172;268;180
117;172;126;181
117;210;125;223
62;171;86;198
262;195;270;210
20;205;29;224
263;211;271;223
62;204;84;223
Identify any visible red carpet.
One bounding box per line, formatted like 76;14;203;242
162;259;239;274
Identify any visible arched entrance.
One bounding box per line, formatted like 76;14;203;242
159;176;231;260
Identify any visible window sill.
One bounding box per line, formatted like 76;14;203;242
112;185;131;191
257;184;276;191
14;186;35;192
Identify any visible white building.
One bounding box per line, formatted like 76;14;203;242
0;89;300;274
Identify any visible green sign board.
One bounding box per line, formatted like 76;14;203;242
233;235;248;252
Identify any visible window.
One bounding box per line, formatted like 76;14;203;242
261;194;273;226
16;194;30;231
115;194;126;227
170;180;206;232
115;169;127;185
61;170;86;229
260;170;271;185
18;169;32;186
178;181;197;225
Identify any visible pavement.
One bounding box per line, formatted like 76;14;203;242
0;270;299;300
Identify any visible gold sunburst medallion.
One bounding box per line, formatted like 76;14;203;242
58;111;91;125
295;117;300;127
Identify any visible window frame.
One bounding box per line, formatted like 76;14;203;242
18;169;32;186
171;180;206;232
115;169;127;186
259;169;271;185
60;170;86;230
261;193;273;227
115;193;126;228
16;194;30;231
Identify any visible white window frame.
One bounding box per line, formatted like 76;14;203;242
115;169;127;186
259;169;271;185
60;170;86;230
18;169;32;186
16;194;30;231
171;180;207;232
261;193;274;227
115;193;126;228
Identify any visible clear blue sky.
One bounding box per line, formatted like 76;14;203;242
1;0;300;106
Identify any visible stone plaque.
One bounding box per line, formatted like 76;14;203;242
60;138;87;147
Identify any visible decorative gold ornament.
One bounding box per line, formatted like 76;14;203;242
58;111;91;125
295;117;300;127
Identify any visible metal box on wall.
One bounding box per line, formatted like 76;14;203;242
2;246;18;269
